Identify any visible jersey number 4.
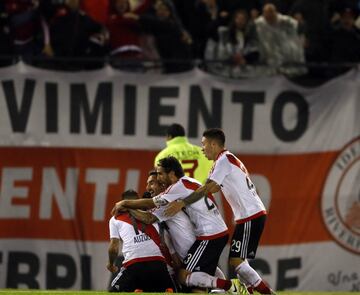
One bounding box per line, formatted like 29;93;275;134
246;176;257;196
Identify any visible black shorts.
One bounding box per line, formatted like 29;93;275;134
229;215;266;259
109;260;175;292
183;234;229;275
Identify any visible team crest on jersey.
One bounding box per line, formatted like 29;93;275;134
321;137;360;254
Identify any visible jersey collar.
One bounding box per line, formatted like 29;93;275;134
215;149;227;160
166;136;188;147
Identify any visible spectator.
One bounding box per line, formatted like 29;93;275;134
290;0;331;62
124;1;193;73
38;0;64;23
106;0;153;69
255;3;306;75
50;0;108;69
329;0;358;21
81;0;109;24
171;0;197;35
5;0;48;59
329;7;360;73
263;0;296;15
291;11;308;49
191;0;230;58
205;9;260;77
0;2;13;65
159;0;190;31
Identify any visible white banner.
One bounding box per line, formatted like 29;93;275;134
0;63;360;291
256;243;360;292
0;239;108;290
0;62;359;153
1;241;359;291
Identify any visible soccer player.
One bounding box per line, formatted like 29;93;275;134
133;169;233;293
138;170;197;263
114;157;232;292
155;123;213;184
144;170;166;198
164;128;276;295
107;190;175;292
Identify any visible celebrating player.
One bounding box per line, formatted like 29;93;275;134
165;128;276;295
107;190;175;292
113;157;233;292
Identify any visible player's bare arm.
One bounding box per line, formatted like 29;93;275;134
107;238;120;273
203;179;221;194
171;252;183;270
163;188;206;217
164;180;221;216
111;198;156;215
128;209;159;224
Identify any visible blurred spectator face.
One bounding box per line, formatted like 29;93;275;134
65;0;80;11
234;11;248;30
263;3;278;25
155;2;171;20
250;8;259;20
293;12;304;24
114;0;129;14
5;0;35;13
340;9;355;30
201;0;216;8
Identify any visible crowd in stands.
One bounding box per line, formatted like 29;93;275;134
0;0;360;76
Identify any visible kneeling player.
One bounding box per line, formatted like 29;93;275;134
107;190;175;292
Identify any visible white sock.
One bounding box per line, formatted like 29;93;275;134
186;272;217;288
235;260;261;287
215;266;226;279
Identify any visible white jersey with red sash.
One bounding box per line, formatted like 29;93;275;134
109;213;167;267
209;150;266;224
153;176;228;240
152;207;196;259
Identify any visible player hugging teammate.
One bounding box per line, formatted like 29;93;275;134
107;126;276;294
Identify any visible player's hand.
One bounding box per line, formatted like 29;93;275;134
111;201;127;216
164;200;185;217
107;263;118;273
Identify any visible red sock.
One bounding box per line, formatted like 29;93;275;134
254;281;272;294
216;278;232;290
247;286;254;294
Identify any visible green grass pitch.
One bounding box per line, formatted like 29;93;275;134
0;291;358;295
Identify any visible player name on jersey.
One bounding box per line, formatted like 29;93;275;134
133;233;151;244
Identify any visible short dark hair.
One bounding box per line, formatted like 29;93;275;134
166;123;185;138
148;170;158;177
203;128;225;146
158;156;184;178
121;189;139;200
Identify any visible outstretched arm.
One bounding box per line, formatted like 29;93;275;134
164;179;221;216
111;198;156;216
128;209;158;224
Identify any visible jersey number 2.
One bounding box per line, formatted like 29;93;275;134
204;195;215;210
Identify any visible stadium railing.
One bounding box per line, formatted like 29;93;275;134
0;55;358;85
